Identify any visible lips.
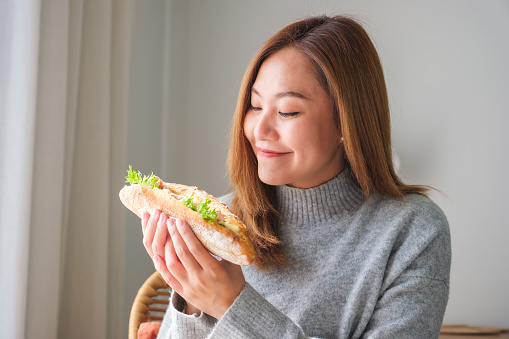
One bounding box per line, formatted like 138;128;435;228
256;146;290;158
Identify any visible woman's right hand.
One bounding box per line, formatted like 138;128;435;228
140;209;201;315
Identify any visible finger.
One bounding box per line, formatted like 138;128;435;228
168;218;203;273
153;253;181;292
140;209;150;232
143;209;161;258
152;212;168;260
163;231;185;290
175;218;219;269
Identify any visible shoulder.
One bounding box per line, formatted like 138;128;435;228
375;194;450;258
401;194;449;242
369;194;451;283
365;193;449;236
403;194;447;225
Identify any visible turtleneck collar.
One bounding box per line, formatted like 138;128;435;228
275;167;365;225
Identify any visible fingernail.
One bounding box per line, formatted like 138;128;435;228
152;255;159;266
159;212;166;222
139;209;148;216
176;219;184;229
167;218;175;229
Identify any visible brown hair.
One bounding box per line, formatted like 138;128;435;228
227;15;429;268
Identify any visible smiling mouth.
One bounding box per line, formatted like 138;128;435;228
256;147;290;158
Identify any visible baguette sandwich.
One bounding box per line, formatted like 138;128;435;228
119;166;255;266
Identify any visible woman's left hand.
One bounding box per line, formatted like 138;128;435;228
153;217;246;319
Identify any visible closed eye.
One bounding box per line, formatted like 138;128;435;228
249;106;262;112
279;112;299;118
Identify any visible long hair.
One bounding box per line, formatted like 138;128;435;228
227;15;428;269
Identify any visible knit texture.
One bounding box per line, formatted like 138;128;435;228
157;168;451;338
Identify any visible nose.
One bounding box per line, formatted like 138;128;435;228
253;109;278;141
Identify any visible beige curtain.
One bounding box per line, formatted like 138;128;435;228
0;0;134;338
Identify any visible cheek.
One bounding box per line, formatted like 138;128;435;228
288;123;322;150
292;123;339;154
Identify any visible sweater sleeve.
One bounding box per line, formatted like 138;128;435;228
156;284;316;339
157;290;217;339
208;283;318;339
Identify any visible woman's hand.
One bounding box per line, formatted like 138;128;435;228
152;218;246;319
140;209;168;260
140;209;202;315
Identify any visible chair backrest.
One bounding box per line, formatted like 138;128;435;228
129;271;171;339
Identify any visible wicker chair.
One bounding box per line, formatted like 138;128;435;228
128;271;171;339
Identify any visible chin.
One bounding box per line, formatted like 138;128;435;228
258;172;290;187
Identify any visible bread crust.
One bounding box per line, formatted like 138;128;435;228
119;184;255;266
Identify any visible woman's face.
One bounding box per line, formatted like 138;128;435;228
243;47;344;188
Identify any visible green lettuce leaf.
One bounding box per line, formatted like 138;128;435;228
181;196;197;211
183;196;222;225
125;165;160;188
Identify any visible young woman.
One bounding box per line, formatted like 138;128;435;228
141;15;451;338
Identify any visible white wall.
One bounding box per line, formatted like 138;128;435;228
124;0;509;334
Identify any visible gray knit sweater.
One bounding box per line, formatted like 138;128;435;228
157;168;451;338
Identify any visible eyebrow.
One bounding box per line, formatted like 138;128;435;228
251;87;309;100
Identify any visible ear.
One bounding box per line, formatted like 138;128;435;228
336;128;344;145
336;122;343;145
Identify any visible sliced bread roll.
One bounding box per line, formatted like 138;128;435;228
119;182;255;266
